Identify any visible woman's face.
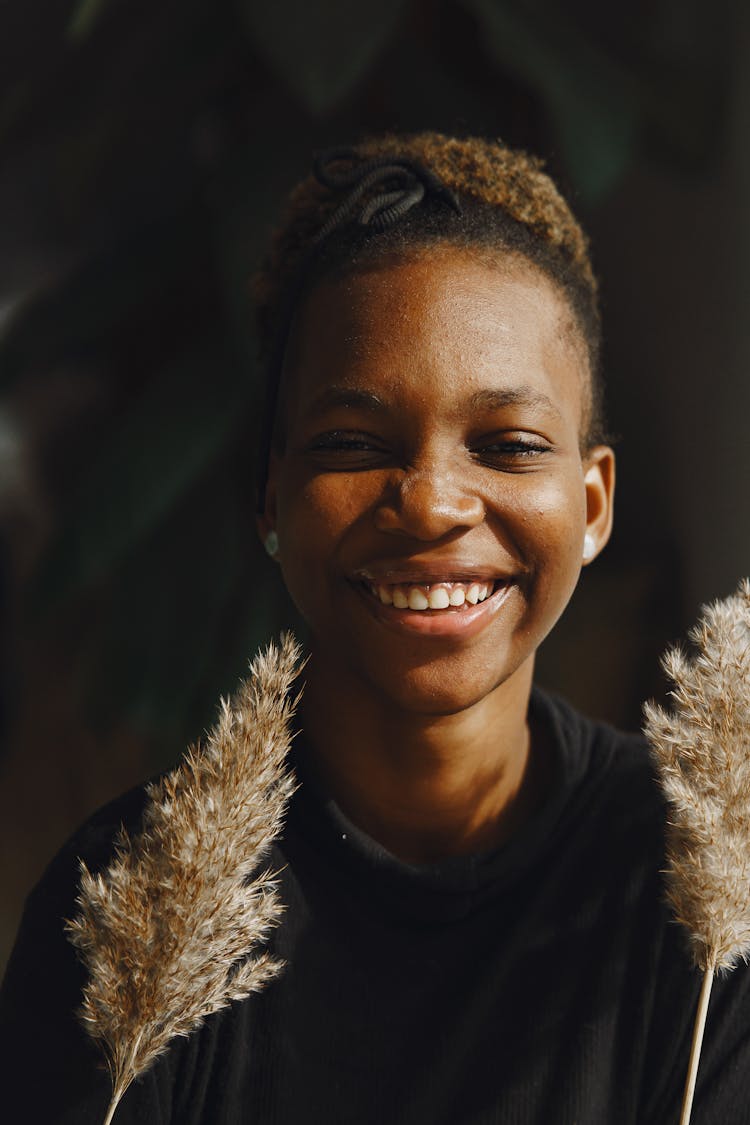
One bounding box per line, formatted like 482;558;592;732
262;247;614;714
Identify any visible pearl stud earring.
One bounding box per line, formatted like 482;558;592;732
582;533;596;561
264;530;279;558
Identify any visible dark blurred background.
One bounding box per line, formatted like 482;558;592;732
1;0;747;971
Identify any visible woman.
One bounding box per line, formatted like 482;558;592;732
2;132;749;1123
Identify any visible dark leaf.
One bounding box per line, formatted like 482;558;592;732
28;346;256;611
464;0;640;201
88;473;243;735
0;213;207;391
67;0;111;42
83;465;296;753
237;0;407;114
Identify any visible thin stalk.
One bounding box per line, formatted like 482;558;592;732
101;1092;123;1125
679;963;716;1125
101;1032;140;1125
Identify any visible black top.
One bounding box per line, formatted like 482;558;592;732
2;688;750;1124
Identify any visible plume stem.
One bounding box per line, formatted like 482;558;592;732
101;1027;142;1125
102;1092;124;1125
679;959;716;1125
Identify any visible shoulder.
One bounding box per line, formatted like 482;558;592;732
1;780;154;1000
29;781;154;917
0;780;160;1120
529;687;667;899
1;777;156;1009
533;683;649;756
532;686;660;812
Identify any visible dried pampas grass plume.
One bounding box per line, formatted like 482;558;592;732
644;579;750;1125
65;633;303;1125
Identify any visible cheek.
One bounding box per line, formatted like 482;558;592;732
273;470;382;602
497;473;587;580
278;471;376;541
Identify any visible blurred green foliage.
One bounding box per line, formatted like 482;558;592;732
0;0;733;763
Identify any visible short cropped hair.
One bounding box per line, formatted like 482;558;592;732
253;131;605;495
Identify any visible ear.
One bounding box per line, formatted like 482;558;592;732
581;445;615;566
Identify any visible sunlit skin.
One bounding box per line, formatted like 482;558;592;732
261;246;615;862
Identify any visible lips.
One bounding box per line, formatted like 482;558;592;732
351;566;516;638
357;562;507;585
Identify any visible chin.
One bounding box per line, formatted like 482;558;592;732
347;640;534;717
300;577;557;715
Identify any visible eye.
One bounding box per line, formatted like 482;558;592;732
306;430;389;469
471;435;553;469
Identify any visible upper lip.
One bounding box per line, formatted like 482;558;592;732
354;559;516;585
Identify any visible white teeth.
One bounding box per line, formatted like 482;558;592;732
368;578;501;611
427;587;450;610
408;588;429;611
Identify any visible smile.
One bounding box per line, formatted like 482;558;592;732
353;576;515;638
364;578;497;611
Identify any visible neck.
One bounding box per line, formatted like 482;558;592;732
298;652;545;864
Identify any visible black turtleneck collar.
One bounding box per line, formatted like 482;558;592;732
282;687;616;923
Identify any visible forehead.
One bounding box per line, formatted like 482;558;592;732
282;247;589;426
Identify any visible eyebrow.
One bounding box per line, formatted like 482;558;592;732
303;383;563;421
304;386;388;418
468;387;563;419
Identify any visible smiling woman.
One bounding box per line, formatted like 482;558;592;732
2;132;749;1125
265;251;613;729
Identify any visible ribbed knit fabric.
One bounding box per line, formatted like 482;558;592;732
2;689;750;1124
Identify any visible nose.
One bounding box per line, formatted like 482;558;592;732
373;465;485;541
